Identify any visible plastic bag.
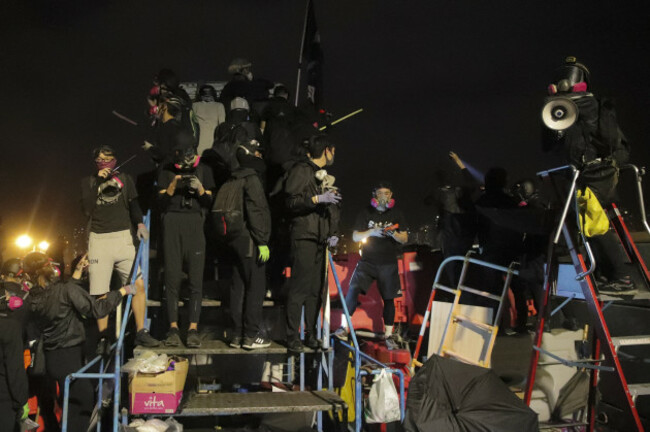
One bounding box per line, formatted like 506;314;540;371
364;369;401;424
576;187;609;237
123;351;169;374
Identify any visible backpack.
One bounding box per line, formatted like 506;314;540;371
211;176;247;239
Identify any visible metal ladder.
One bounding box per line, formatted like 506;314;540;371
412;254;518;369
524;165;649;432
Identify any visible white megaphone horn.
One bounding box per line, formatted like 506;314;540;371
541;96;578;130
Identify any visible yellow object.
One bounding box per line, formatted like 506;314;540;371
576;187;609;237
333;352;356;422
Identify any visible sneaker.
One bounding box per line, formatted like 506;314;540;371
333;327;349;341
164;328;182;347
229;336;242;348
385;334;400;351
242;335;272;350
287;339;304;354
304;335;321;351
502;327;518;337
598;278;638;296
135;329;161;348
186;329;201;348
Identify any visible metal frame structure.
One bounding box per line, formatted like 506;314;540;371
411;254;519;370
61;212;151;432
524;165;646;432
328;252;406;432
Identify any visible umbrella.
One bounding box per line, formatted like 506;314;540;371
404;355;539;432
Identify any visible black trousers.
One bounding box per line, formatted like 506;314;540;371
226;235;267;338
286;239;325;343
163;212;206;324
46;345;94;432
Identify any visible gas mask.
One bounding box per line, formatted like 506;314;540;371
97;177;124;205
174;146;200;171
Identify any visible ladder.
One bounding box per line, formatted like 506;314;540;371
525;164;650;432
412;253;518;369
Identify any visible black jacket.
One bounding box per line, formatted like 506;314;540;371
234;168;271;246
0;316;28;416
284;160;339;242
29;281;123;351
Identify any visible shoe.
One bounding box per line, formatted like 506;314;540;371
287;339;305;354
186;329;201;348
135;329;161;348
164;328;182;347
304;335;321;351
242;335;272;350
385;334;400;350
96;336;112;357
229;336;242;348
598;278;638;296
502;328;518;337
333;327;349;341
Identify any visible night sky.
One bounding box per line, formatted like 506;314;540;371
2;0;649;256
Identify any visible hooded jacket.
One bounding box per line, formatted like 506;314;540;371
284;160;339;242
29;281;123;351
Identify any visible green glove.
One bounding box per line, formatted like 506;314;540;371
258;245;270;263
22;402;29;420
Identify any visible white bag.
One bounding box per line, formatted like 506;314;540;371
364;369;401;423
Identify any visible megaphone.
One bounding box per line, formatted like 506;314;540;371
542;96;578;130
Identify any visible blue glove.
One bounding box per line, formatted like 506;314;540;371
316;191;341;204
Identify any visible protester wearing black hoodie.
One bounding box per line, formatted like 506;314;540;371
25;252;139;432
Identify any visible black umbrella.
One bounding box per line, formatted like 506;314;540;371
404;355;539;432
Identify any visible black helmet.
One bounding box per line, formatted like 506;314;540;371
23;251;58;281
1;258;22;278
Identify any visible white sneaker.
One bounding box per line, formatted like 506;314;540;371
242;335;272;350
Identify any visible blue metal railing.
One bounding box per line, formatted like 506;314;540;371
62;211;150;432
328;252;406;432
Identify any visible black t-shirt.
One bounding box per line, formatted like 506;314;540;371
82;174;138;234
158;163;216;213
354;206;407;264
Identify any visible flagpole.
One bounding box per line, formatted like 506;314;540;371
294;0;311;106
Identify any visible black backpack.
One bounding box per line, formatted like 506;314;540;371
211;175;247;239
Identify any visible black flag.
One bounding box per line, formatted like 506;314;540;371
302;0;323;108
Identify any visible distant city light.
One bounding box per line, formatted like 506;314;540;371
16;234;33;249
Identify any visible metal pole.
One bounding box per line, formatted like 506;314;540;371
294;0;311;106
61;376;72;432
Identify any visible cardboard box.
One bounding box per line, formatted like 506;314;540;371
129;357;189;414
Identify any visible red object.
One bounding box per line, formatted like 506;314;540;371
572;81;588;92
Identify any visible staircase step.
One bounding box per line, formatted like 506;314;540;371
134;339;323;356
628;383;650;400
173;390;346;416
611;335;650;349
146;299;276;308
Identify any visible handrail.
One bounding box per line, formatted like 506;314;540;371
620;164;650;236
62;211;150;432
328;251;406;431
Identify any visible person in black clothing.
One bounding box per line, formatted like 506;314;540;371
24;251;140;432
158;142;215;348
220;58;273;116
334;182;408;350
284;135;341;353
0;313;28;432
542;56;634;296
427;151;479;285
215;140;272;349
81;145;159;351
144;95;196;167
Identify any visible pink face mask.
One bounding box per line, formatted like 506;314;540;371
96;159;117;171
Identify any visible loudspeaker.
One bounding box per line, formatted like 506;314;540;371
542;96;578;130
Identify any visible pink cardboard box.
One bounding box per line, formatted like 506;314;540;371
129;357;188;414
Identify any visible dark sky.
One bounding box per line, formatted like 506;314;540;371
1;0;649;253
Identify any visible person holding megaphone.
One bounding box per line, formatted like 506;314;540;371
541;56;635;296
